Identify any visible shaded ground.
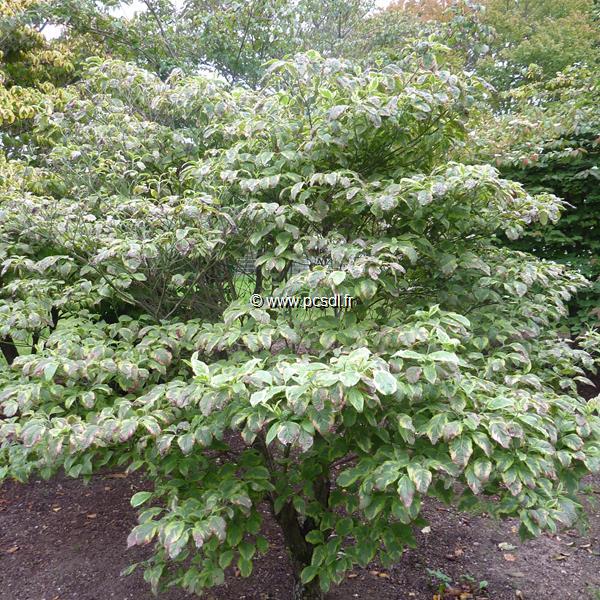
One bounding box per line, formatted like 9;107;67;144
0;470;598;600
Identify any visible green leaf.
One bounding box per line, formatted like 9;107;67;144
177;433;194;455
277;422;300;445
356;539;377;567
120;563;138;576
423;363;437;384
152;348;172;366
428;351;459;365
373;370;397;395
488;397;513;411
340;371;361;387
330;271;346;286
407;464;432;494
21;422;44;447
465;466;482;494
190;352;210;378
207;515;227;542
473;458;492;482
442;421;463;442
164;521;185;551
238;540;256;562
43;362;58;381
346;388;364;412
397;475;415;509
472;432;493;457
256;536;269;553
328;105;349;120
319;331;336;350
130;491;152;507
290;181;304;200
305;529;324;544
301;565;319;584
337;469;360;488
250;388;278;406
3;400;18;418
397;414;415;432
225;521;243;547
425;414;447;444
238;557;253;577
374;462;400;490
405;366;422;384
449;436;473;468
489;420;511;448
355;279;377;301
364;495;386;519
219;550;234;568
127;522;157;548
266;423;280;445
335;517;354;536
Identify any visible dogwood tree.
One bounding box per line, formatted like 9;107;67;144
0;54;598;599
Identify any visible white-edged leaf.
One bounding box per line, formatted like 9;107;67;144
397;475;415;508
131;491;153;508
373;370;397;395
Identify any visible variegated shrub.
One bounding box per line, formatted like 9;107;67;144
0;54;598;599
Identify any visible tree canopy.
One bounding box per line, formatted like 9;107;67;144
0;3;599;599
1;51;598;598
0;0;78;153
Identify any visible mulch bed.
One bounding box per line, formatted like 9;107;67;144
1;468;598;600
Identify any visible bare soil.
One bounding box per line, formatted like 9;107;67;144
0;469;598;600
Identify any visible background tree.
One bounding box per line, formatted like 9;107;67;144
469;65;600;330
0;0;78;154
377;1;600;91
389;0;455;22
477;0;600;90
27;0;373;84
352;1;493;73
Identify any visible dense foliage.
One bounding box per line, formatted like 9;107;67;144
13;0;373;84
388;0;600;91
476;0;600;90
0;0;78;153
1;51;598;599
471;66;600;330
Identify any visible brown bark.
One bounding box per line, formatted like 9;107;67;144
253;435;325;599
275;501;323;600
292;577;323;600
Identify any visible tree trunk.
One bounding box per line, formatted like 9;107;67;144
0;272;18;365
275;500;324;600
292;576;323;600
253;435;327;599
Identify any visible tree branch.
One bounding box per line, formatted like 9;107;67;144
1;335;19;366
